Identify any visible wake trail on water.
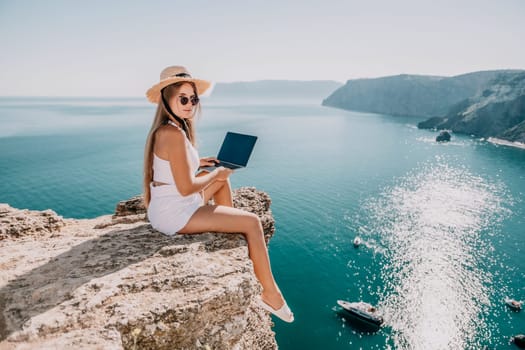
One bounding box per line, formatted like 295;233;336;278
360;158;510;350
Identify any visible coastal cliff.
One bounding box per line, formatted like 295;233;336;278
417;72;525;143
321;70;515;117
0;187;277;350
321;69;525;144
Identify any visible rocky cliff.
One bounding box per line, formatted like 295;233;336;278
322;70;525;117
321;70;521;117
418;72;525;143
0;187;278;350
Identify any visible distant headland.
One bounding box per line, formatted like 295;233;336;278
321;70;525;145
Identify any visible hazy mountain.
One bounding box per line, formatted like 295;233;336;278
322;70;523;117
209;80;343;103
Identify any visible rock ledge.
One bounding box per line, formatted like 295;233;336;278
0;187;277;349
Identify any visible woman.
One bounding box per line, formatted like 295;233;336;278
143;66;294;323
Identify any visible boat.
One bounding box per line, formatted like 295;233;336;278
353;236;362;247
512;334;525;348
337;300;383;327
505;297;522;311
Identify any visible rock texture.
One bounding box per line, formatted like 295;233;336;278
0;204;65;241
0;187;277;350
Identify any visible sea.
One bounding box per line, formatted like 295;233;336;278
1;95;524;350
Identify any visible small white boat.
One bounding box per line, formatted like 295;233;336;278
353;236;362;247
505;297;522;311
337;300;383;327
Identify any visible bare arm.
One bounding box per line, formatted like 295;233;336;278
165;128;231;196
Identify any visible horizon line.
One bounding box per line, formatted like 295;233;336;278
2;68;524;99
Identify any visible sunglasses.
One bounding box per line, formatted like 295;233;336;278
179;95;199;106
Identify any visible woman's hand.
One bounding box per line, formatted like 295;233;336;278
200;156;218;167
215;167;233;181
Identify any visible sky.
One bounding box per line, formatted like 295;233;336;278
0;0;524;97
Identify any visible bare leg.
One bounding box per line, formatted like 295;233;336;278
178;205;285;309
196;171;233;207
202;179;233;206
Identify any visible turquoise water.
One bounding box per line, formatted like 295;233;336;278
1;96;524;349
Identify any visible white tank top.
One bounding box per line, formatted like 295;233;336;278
153;120;200;185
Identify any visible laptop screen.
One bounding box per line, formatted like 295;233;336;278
217;132;257;166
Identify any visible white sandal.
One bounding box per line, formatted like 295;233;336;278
256;296;294;323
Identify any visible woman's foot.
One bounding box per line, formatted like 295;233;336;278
257;291;294;323
261;290;284;310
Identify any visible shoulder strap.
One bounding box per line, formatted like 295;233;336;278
167;120;185;132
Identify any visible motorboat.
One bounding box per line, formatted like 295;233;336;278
512;334;525;348
505;297;522;311
337;300;383;327
353;236;362;248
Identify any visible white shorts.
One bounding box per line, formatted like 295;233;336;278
147;183;203;235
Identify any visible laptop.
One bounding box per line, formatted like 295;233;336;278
199;131;258;172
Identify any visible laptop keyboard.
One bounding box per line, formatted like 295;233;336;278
217;161;241;169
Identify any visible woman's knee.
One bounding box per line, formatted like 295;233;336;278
243;213;263;236
220;178;231;191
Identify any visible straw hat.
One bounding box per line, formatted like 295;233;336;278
146;65;212;103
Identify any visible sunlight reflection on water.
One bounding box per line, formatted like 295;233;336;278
362;158;509;349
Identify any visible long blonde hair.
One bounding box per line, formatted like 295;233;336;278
143;82;201;208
